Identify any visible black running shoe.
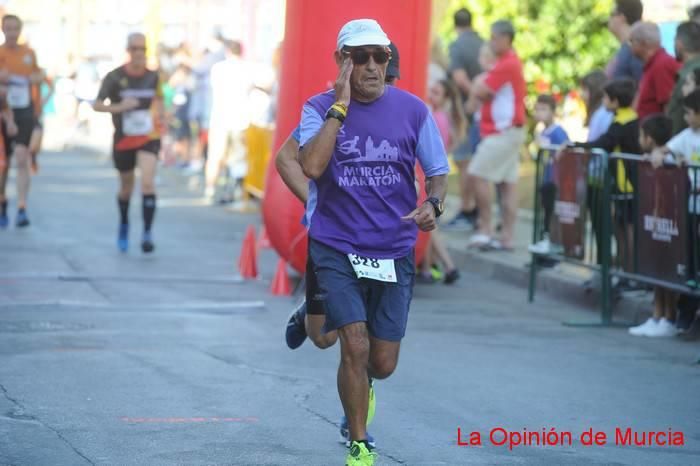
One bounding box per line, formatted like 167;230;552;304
285;300;307;349
141;231;155;253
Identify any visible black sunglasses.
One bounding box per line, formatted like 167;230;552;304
342;48;391;65
129;46;147;52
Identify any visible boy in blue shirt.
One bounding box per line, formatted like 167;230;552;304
529;94;569;255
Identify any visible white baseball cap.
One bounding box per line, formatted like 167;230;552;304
336;19;390;51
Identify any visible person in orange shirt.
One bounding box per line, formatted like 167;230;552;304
0;14;43;228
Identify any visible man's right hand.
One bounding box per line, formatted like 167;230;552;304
334;56;352;106
118;97;140;113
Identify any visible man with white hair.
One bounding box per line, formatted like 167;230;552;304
298;18;449;466
630;21;681;120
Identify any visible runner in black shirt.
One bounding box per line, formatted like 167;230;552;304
94;32;164;253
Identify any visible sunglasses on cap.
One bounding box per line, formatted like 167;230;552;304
342;47;391;65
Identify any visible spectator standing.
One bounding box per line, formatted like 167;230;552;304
648;91;700;337
606;0;644;82
184;36;225;175
467;20;526;251
167;63;193;167
629;22;681;121
427;38;448;91
580;70;614;291
669;21;700;134
629;114;678;337
528;94;570;255
573;79;641;276
205;40;253;202
447;7;483;230
581;71;614;141
418;79;465;284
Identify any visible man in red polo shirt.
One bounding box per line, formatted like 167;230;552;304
630;21;681;120
467;20;526;251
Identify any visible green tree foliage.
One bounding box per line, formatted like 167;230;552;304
438;0;617;97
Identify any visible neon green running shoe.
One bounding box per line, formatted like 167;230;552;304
366;378;376;426
345;441;376;466
430;265;443;281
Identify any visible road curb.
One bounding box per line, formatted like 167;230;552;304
447;245;653;326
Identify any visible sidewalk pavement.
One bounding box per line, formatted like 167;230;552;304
440;195;654;326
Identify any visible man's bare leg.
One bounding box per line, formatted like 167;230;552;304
337;322;370;442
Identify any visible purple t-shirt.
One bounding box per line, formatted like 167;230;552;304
300;87;449;259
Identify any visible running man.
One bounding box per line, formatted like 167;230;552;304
93;33;164;253
283;41;402;353
279;42;401;450
298;20;448;465
0;14;45;228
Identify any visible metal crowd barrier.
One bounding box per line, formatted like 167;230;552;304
607;153;700;295
528;147;700;327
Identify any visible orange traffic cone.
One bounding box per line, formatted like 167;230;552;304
257;225;271;250
270;258;292;296
238;225;258;279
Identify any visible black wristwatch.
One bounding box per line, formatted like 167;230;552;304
325;106;346;123
425;197;444;218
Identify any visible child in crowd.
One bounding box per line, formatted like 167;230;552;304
628;114;678;337
419;79;465;285
581;70;614;142
573;78;641;276
580;71;614;290
428;79;466;154
528;94;569;255
648;89;700;338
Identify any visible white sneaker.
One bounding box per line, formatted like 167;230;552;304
628;318;658;336
529;238;551;254
645;318;679;338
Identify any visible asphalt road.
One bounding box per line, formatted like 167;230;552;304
1;149;699;466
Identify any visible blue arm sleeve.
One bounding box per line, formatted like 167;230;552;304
416;113;450;177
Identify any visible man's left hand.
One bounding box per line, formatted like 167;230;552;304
401;202;436;232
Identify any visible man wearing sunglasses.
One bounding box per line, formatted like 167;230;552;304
279;42;401;452
94;33;164;254
298;19;448;466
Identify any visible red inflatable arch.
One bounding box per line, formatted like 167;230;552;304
263;0;432;274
